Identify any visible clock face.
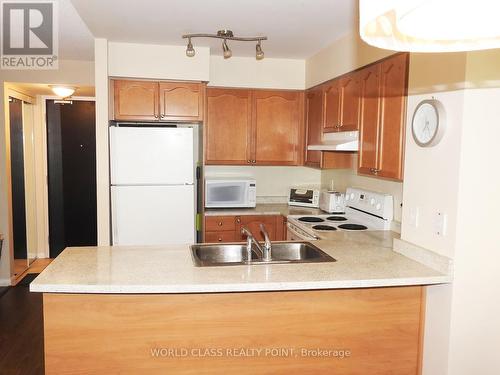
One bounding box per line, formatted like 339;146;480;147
412;101;443;147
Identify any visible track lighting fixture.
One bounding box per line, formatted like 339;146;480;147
182;29;267;60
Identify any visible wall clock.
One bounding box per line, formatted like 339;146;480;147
411;99;446;147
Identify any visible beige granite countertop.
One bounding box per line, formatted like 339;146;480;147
30;231;451;294
204;203;323;217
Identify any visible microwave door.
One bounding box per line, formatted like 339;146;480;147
205;182;248;208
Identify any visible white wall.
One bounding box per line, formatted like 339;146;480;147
401;90;465;257
446;86;500;375
108;42;210;81
205;166;321;202
209;56;305;89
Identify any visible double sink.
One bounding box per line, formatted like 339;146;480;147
191;242;336;267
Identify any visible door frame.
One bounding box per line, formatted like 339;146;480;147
40;96;96;258
4;87;35;283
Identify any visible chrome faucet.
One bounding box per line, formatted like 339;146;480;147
260;224;272;262
240;225;272;262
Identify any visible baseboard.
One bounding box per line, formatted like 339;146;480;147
0;278;12;286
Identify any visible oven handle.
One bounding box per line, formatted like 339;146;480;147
286;223;319;241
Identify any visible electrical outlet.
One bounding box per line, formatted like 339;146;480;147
434;212;447;236
409;207;419;228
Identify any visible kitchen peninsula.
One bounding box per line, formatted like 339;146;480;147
31;232;450;374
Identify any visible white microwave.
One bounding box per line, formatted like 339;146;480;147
205;179;257;208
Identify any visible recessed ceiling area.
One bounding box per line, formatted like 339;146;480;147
69;0;356;59
7;83;95;97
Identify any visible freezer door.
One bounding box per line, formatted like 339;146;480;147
110;126;194;185
111;185;195;246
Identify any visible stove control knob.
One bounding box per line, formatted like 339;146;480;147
376;203;381;210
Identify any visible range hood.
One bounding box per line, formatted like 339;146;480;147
307;131;359;152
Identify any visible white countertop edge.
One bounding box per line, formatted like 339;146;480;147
30;275;452;294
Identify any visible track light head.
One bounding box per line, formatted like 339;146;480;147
222;39;232;59
186;38;195;57
256;41;264;60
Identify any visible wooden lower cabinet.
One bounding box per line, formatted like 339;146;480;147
204;215;284;243
43;286;425;374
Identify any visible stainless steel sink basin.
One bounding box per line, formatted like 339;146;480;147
190;242;336;267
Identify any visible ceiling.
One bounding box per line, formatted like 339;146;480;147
58;0;94;60
69;0;356;59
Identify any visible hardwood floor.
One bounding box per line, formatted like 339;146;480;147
0;283;44;374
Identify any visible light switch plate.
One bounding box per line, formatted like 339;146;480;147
434;212;447;236
409;207;419;227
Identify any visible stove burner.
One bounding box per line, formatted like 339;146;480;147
298;217;324;223
326;216;348;222
338;224;368;231
312;225;337;231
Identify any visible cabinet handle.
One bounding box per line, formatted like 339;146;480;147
161;113;165;118
236;218;241;224
218;222;223;226
247;160;251;163
252;160;256;163
218;237;222;242
370;168;380;175
154;114;159;119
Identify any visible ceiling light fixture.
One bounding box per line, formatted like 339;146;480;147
255;40;264;60
185;37;195;57
50;85;76;98
182;29;267;60
359;0;500;52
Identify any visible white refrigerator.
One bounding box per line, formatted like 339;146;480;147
110;126;196;246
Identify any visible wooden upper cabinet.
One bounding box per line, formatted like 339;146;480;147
304;87;324;167
358;64;381;176
253;90;303;165
377;53;408;180
340;74;361;131
113;80;159;121
159;82;204;122
323;79;341;132
205;88;252;165
112;79;205;122
358;53;408;181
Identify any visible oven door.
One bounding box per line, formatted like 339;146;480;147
286;223;318;241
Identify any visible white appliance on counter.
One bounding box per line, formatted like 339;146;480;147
110;125;196;246
287;187;393;241
288;187;320;208
205;178;256;208
319;190;346;213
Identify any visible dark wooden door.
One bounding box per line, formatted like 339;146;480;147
46;100;97;258
9;97;27;260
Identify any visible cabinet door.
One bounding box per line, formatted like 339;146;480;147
205;88;252;165
304;87;324;167
358;65;381;175
159;82;204;122
238;215;278;242
377;54;408;180
252;90;303;165
113;80;159;121
323;79;341;132
340;75;360;131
